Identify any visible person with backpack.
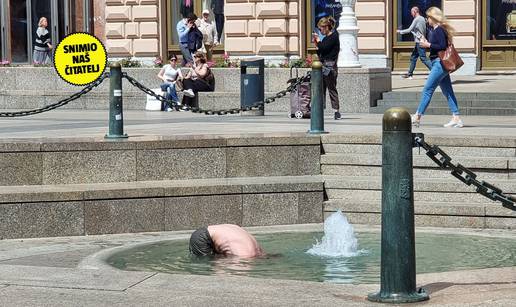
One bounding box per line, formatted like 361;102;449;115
181;51;215;109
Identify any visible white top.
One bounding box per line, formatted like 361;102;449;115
162;64;183;82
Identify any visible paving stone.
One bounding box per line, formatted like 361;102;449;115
298;192;324;223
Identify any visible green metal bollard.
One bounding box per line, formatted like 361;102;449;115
308;60;327;134
105;63;128;139
367;108;429;304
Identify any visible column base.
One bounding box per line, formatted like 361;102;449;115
367;289;429;303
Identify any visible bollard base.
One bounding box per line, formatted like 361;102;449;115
307;129;329;135
104;133;129;139
367;289;429;304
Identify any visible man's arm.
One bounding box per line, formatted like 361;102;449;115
398;18;417;35
177;21;189;42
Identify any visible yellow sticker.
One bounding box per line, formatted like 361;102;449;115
53;32;107;86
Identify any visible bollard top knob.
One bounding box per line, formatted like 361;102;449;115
312;60;322;69
110;62;121;68
383;107;412;131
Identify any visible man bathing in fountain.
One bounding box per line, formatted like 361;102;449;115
189;224;264;258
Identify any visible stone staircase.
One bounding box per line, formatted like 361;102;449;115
320;134;516;229
371;92;516;115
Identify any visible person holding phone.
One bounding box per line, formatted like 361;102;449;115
313;16;341;120
397;6;432;79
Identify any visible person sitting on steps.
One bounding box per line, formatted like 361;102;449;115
157;54;183;112
181;51;215;109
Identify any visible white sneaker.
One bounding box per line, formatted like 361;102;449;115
166;107;173;112
444;119;464;128
411;114;421;127
183;89;195;97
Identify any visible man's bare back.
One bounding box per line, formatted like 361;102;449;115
189;224;263;258
208;224;263;257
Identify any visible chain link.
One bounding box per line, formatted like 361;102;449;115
123;71;311;115
0;73;109;118
414;133;515;211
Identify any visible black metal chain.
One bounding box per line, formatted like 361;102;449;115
0;73;109;118
413;133;515;211
123;71;311;115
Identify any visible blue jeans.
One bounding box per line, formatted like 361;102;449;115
179;43;193;66
416;58;460;116
160;82;178;107
408;43;432;75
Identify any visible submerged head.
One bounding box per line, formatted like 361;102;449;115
189;227;215;256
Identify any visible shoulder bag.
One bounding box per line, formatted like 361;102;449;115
438;41;464;73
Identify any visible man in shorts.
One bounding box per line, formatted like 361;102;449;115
189;224;264;258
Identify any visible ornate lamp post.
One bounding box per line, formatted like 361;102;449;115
337;0;361;67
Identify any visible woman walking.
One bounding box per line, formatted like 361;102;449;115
412;7;463;128
33;17;52;64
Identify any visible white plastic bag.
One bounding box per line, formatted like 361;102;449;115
145;89;163;111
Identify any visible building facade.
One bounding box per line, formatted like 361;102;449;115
1;0;515;73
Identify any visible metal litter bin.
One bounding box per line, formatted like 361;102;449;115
240;58;264;116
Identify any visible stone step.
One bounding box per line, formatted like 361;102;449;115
381;91;516;101
324;176;516;193
324;199;515;218
324;200;515;229
370;105;516;116
0;90;335;114
322;143;516;157
321;134;516;148
0;175;324;239
321;153;516;170
377;99;516;108
0;135;320;186
324;189;503;204
322;165;514;180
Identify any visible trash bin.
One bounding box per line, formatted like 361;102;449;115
240;58;265;116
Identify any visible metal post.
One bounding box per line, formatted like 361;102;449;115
308;61;327;134
105;63;128;139
367;107;428;304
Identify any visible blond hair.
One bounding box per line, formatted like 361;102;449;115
426;7;455;40
38;17;47;27
317;16;335;31
194;51;206;63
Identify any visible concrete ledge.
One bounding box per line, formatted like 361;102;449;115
0;67;391;113
0;176;324;239
0;134;321;185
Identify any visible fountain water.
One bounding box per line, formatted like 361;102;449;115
307;210;360;257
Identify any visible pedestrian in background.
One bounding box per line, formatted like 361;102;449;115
33;17;52;64
177;14;193;66
186;14;204;61
197;9;218;62
312;16;341;120
397;7;432;79
412;7;463;128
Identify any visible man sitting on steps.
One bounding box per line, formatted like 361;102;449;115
189;224;264;258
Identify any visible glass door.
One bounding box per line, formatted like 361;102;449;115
392;0;441;71
10;0;29;63
481;0;516;69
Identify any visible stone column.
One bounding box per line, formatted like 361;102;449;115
337;0;361;68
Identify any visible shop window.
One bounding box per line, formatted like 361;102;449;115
396;0;441;42
306;0;342;50
486;0;516;40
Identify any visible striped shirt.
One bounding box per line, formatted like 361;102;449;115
34;27;50;51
